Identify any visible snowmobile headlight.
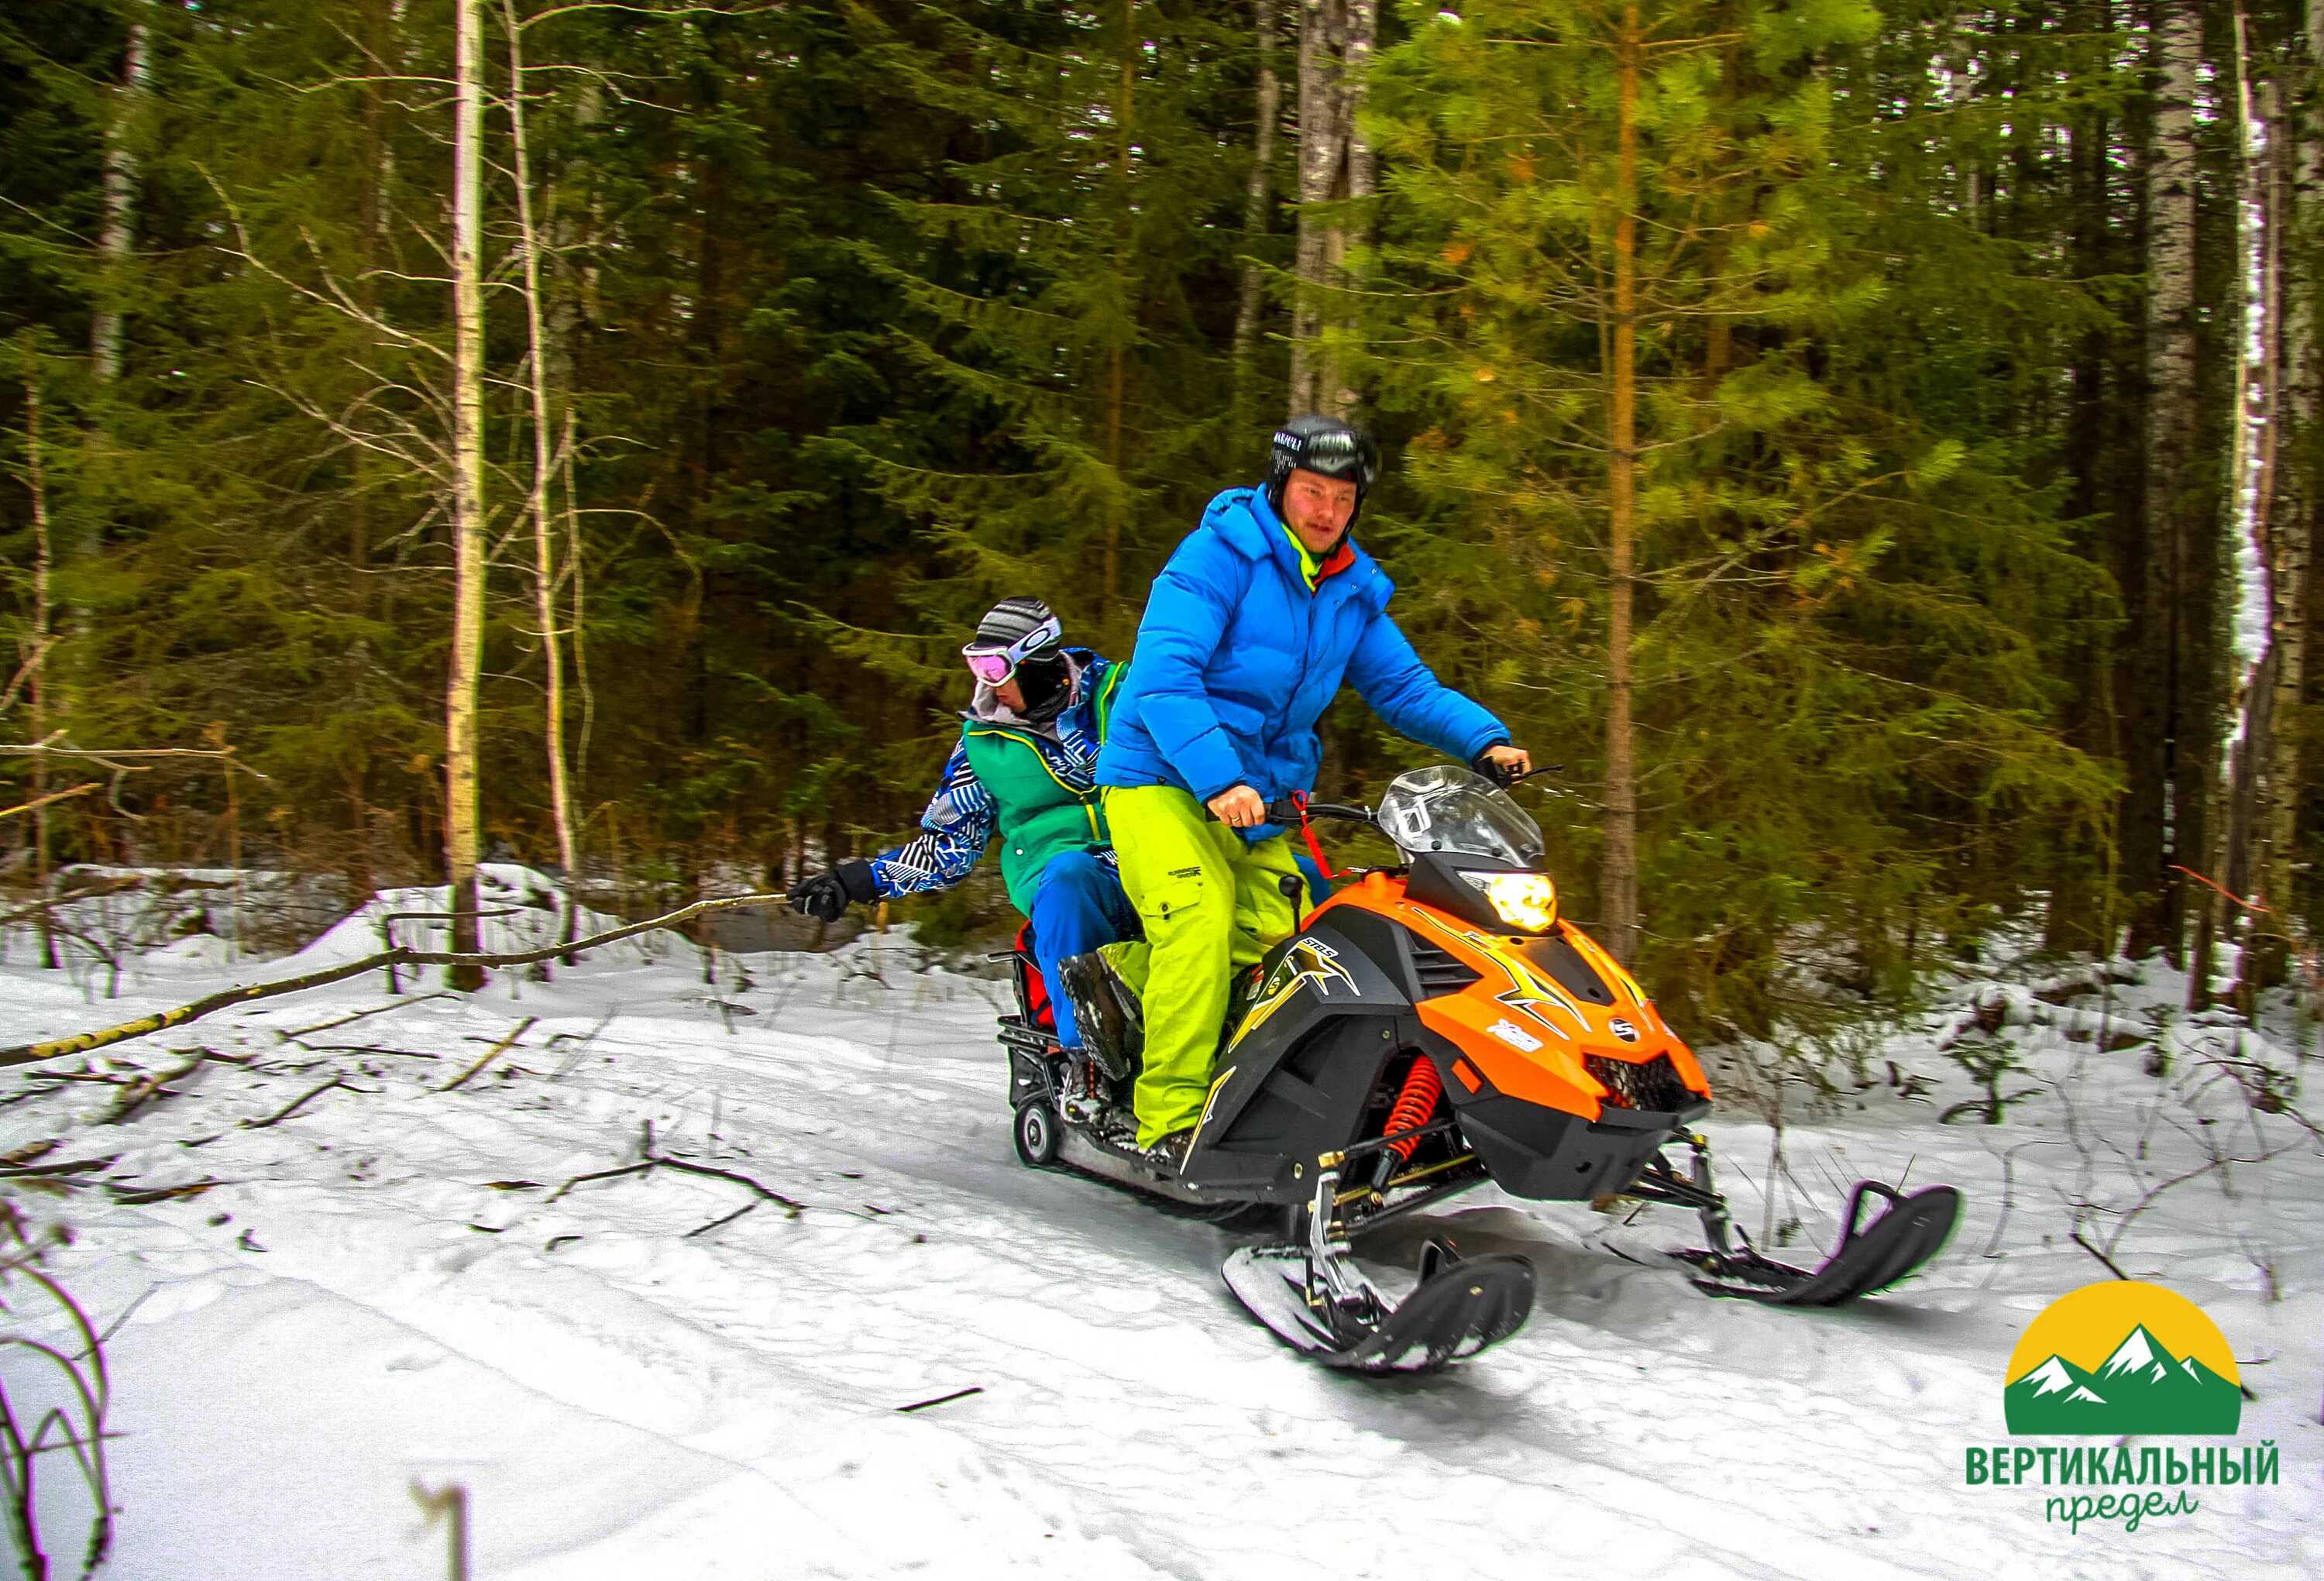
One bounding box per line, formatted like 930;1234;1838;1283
1460;871;1558;933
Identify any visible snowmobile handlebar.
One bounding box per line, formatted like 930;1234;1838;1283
1267;796;1374;826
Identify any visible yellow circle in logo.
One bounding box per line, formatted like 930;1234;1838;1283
2004;1281;2240;1436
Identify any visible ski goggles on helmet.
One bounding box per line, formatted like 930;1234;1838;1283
961;613;1064;686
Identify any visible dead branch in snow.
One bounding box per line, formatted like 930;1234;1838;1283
101;1050;211;1125
438;1016;536;1091
0;890;790;1069
240;1075;373;1130
105;1179;219;1205
548;1119;806;1223
279;993;457;1038
2049;1013;2322;1273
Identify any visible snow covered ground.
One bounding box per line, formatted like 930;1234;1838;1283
0;882;2318;1579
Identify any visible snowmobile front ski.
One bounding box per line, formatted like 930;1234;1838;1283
1677;1181;1961;1307
1623;1139;1960;1307
1222;1157;1535;1375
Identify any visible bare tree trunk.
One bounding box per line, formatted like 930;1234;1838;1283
2195;8;2275;1010
75;8;154;657
2129;0;2203;964
1105;0;1136;612
562;407;593;826
91;9;152;383
1231;0;1282;431
20;348;57;971
1287;0;1373;419
2240;15;2323;1001
503;2;580;953
1600;4;1642;962
445;0;488;990
350;0;403;606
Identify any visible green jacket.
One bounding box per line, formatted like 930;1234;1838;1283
957;657;1126;913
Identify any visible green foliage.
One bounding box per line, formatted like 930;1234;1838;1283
0;0;2305;1042
1940;1032;2040;1126
1353;0;2118;1034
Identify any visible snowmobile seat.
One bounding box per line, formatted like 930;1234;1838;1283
1012;923;1057;1033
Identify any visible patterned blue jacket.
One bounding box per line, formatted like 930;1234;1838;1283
868;649;1120;898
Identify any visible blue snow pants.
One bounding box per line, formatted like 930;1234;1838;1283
1026;848;1138;1051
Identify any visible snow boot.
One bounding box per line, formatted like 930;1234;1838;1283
1057;948;1144;1081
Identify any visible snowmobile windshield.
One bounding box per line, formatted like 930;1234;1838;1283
1374;767;1545;868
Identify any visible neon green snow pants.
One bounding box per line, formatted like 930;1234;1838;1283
1101;784;1303;1148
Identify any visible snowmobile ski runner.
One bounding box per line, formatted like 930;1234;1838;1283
995;765;1960;1374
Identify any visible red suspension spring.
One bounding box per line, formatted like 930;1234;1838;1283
1383;1055;1444;1162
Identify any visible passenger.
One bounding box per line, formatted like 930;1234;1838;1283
789;597;1136;1055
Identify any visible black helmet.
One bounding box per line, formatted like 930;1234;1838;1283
1265;415;1380;521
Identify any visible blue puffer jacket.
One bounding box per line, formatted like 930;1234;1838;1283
1098;486;1508;827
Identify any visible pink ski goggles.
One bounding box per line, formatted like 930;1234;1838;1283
961;614;1063;686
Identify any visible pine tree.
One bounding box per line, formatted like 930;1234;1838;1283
1360;0;2113;1028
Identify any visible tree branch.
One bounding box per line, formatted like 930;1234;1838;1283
0;892;790;1067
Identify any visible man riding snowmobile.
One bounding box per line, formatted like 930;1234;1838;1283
1089;417;1530;1167
790;597;1136;1055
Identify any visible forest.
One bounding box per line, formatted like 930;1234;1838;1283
2;0;2317;1042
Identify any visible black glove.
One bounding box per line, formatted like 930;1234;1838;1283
789;860;878;923
1470;744;1521;789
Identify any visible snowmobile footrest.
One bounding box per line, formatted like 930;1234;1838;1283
1222;1246;1535;1374
1680;1183;1959;1307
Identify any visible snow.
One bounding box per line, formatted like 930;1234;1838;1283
0;892;2319;1579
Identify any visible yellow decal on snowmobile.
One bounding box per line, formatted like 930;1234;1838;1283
1227;938;1355;1052
1193;1065;1236;1143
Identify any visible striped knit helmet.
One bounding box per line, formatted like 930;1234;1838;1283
971;596;1063;655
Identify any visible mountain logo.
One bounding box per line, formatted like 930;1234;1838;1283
2004;1281;2240;1436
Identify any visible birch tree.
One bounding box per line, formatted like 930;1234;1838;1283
16;344;58;971
445;0;489;988
90;3;152;384
2239;12;2323;998
2128;0;2204;962
504;0;581;950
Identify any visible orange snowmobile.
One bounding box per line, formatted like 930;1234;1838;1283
997;766;1958;1374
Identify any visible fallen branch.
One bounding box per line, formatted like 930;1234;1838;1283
0;891;791;1069
546;1121;806;1222
655;1155;805;1218
105;1178;218;1205
101;1050;211;1125
684;1201;758;1238
280;1043;440;1061
896;1386;984;1414
438;1017;537;1092
2069;1230;2130;1282
0;1157;115;1182
545;1157;655;1204
241;1077;355;1129
280;994;457;1037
